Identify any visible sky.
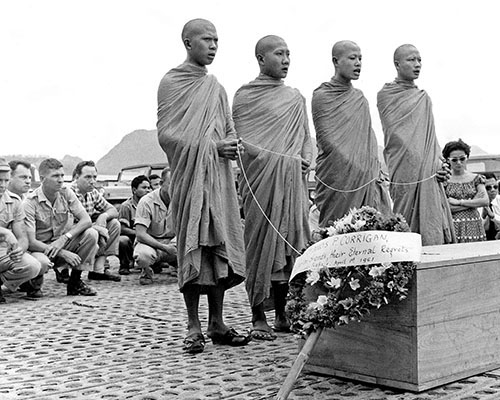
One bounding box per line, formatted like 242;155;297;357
2;0;499;161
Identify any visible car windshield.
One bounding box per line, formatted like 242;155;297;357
120;167;150;183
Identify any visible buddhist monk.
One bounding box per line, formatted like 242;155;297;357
377;44;455;245
312;40;391;227
233;35;312;340
157;18;250;353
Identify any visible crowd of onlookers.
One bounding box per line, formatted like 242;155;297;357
0;157;176;303
0;141;500;303
1;147;500;304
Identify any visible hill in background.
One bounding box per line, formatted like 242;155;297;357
96;129;168;175
2;132;489;177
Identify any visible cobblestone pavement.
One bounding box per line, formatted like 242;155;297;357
2;265;500;400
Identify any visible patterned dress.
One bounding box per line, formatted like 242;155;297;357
444;174;486;243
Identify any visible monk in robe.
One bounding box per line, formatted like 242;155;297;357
157;18;250;354
377;44;455;245
312;40;391;227
233;35;312;340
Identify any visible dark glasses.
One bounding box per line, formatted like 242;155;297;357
486;185;498;191
448;156;467;163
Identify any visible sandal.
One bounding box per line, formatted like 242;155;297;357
183;333;205;354
250;328;277;341
208;328;251;346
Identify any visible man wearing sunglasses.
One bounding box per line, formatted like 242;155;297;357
481;173;500;240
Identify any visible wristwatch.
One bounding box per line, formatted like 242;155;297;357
64;232;73;241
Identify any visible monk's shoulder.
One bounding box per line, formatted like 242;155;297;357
311;82;331;106
284;85;305;103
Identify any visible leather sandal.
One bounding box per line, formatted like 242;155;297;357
183;333;205;354
208;328;251;346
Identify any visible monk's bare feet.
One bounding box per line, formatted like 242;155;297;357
273;314;291;333
250;320;277;341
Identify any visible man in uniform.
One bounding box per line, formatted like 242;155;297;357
133;169;176;285
24;158;98;296
0;158;47;302
118;175;151;275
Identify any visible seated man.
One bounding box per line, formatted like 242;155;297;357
71;161;121;282
0;158;49;302
118;175;151;275
148;174;161;190
134;168;177;285
482;173;500;240
24;158;98;296
8;160;33;199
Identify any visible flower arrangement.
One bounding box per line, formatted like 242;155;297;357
286;206;416;337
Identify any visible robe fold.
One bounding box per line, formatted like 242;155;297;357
377;79;456;246
233;76;312;307
157;62;245;290
312;79;391;227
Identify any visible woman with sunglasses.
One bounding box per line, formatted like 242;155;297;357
442;139;488;242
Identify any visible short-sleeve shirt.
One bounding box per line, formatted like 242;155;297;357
135;189;175;240
118;197;138;228
0;191;24;230
24;186;86;244
70;182;108;219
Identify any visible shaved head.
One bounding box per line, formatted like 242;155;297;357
255;35;286;58
394;44;418;63
393;44;421;82
181;18;215;41
332;40;359;59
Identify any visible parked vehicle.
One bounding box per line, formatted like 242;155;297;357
101;163;168;206
467;154;500;178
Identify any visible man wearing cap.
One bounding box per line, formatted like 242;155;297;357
0;158;47;303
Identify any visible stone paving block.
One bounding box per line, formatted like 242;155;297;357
2;270;500;399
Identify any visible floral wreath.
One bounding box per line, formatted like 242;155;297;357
286;206;416;337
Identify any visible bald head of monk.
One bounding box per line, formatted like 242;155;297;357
255;35;290;80
182;18;218;67
331;40;362;85
393;44;421;82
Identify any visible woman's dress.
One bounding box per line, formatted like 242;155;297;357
444;174;486;243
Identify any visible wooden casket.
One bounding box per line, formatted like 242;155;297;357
301;241;500;392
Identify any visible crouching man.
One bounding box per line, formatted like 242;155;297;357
24;158;98;296
71;161;121;282
0;158;49;302
118;175;151;275
134;168;177;285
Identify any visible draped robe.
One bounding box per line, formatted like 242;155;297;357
377;79;455;246
233;76;312;307
157;62;245;290
312;79;391;227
